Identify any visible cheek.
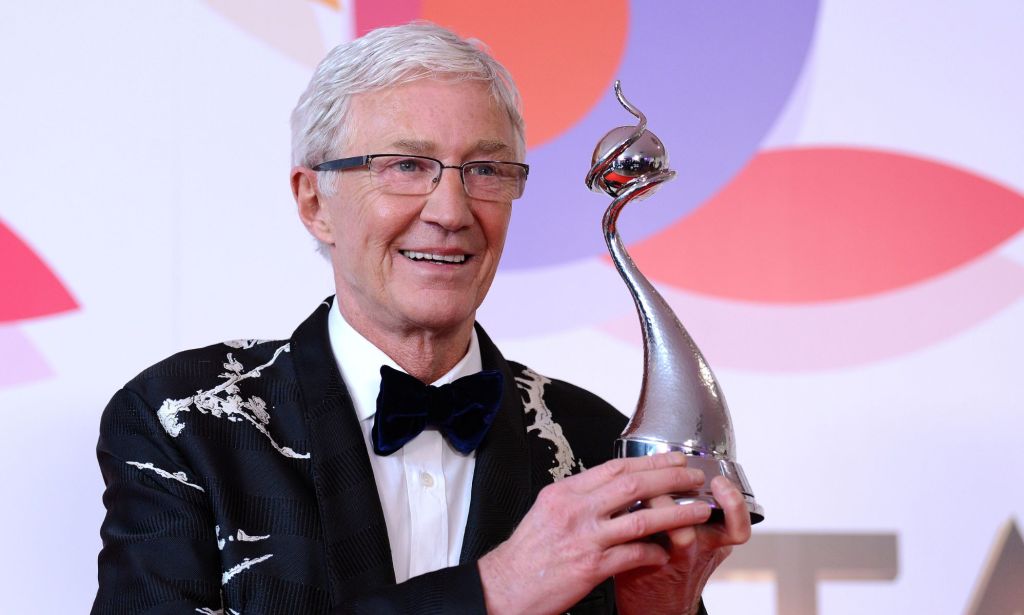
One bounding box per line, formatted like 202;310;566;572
333;188;406;251
481;207;512;254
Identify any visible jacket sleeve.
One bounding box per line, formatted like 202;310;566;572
93;387;222;614
94;386;486;615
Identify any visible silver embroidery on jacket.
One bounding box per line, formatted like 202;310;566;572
216;525;270;551
156;343;309;459
515;367;584;480
125;460;205;492
223;339;266;349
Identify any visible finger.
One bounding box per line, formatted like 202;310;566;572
710;476;752;546
593;464;706;516
567;452;690;493
642;494;705;554
592;541;670;579
598;499;712;546
646;493;685;509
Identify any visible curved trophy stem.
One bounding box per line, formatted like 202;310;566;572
601;176;733;456
588;82;763;523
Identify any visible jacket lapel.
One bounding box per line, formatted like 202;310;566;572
291;299;396;605
460;324;534;562
290;304;534;588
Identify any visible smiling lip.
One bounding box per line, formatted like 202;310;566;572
400;249;470;264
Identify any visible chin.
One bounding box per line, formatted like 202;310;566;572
410;312;476;334
399;300;477;334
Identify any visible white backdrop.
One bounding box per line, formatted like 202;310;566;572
1;1;1022;613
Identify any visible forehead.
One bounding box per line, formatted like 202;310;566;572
345;79;522;158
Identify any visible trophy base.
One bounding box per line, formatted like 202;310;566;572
615;438;764;524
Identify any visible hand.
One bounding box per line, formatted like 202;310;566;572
614;475;753;615
477;452;710;615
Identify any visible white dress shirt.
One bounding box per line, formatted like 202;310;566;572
327;300;479;583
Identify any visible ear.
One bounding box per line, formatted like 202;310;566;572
291;166;334;245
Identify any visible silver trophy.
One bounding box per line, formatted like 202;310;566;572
586;81;763;523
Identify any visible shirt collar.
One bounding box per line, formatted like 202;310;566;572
327;297;483;423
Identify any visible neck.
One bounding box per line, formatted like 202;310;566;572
337;305;474;384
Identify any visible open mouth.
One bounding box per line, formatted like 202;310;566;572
400;250;469;265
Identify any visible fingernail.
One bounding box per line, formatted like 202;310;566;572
711;475;731;489
670;452;688;465
688;469;706;484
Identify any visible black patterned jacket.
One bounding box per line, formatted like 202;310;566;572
94;299;636;614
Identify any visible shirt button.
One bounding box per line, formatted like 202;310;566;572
420;471;435;488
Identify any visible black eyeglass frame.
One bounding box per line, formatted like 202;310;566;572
311;154;530;200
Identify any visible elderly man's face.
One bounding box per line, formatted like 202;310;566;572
310;80;520;338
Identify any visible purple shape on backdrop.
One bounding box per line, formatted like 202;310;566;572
0;326;53;388
503;0;820;268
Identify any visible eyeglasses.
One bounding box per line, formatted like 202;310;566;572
312;154;530;202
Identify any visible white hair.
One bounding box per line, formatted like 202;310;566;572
291;22;526;200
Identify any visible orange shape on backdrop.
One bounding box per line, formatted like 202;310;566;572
0;221;77;322
421;0;629;148
626;148;1024;303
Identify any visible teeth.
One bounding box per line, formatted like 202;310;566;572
401;250;467;264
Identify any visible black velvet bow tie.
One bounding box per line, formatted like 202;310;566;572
372;365;504;456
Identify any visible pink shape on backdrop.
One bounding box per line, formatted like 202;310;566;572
355;0;421;36
0;327;53;387
599;252;1024;371
626;148;1024;303
0;220;78;323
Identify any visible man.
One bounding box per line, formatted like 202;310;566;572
94;23;750;614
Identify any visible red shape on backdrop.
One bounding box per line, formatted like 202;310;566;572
355;0;422;37
357;0;629;148
625;148;1024;303
0;221;77;323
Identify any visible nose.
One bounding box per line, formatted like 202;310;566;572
420;167;475;231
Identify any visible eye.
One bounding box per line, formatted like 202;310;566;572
466;163;499;177
396;158;424;172
377;156;434;174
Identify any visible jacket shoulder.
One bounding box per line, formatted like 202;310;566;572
108;337;305;461
124;338;293;400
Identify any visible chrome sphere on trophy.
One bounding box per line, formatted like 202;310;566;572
586;81;763;523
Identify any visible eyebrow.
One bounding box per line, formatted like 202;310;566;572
389;139;434;155
387;139;514;158
474;140;514;157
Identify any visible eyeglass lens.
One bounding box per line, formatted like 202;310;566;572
367;155;525;201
